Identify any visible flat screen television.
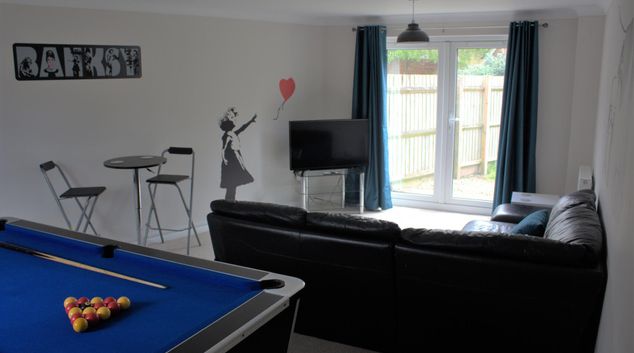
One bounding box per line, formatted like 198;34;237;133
289;119;368;171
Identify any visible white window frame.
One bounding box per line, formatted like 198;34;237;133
387;35;507;214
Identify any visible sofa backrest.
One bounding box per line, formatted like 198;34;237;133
544;189;603;261
399;227;595;267
207;200;400;352
306;212;401;242
210;199;307;228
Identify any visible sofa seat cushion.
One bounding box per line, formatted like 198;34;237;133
210;199;306;228
510;209;550;236
462;220;516;233
400;228;597;267
306;212;401;242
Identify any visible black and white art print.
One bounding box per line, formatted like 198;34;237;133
218;107;257;201
13;43;141;81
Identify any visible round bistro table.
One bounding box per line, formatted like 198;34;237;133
104;155;166;244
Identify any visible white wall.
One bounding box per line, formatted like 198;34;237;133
0;4;329;242
535;18;578;195
564;16;605;193
592;0;634;351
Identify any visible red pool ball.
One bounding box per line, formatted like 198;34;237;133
69;312;82;324
65;302;78;314
92;302;105;310
106;301;119;314
103;297;116;304
77;297;89;305
83;312;99;327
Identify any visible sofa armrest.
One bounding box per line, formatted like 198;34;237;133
490;203;550;223
400;228;597;267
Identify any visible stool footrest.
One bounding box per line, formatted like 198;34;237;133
145;225;194;233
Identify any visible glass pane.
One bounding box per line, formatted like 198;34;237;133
452;47;506;202
387;49;439;196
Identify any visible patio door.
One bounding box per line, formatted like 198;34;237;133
387;39;507;210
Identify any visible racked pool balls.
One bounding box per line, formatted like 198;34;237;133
65;294;132;332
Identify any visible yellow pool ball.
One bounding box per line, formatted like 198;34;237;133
67;307;82;319
116;296;131;310
63;297;77;308
90;297;103;305
82;307;96;316
96;306;111;320
72;317;88;333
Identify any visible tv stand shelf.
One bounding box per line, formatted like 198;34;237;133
296;169;365;214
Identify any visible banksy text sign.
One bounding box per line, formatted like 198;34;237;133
13;43;142;81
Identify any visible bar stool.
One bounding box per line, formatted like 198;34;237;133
143;147;201;254
39;161;106;235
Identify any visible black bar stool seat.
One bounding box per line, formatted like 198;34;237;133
146;175;189;185
60;187;106;199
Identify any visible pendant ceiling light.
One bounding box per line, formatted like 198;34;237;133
397;0;429;43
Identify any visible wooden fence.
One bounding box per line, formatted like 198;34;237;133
387;74;504;182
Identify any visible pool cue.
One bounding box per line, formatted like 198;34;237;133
0;241;167;289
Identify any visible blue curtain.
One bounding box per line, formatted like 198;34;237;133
350;25;392;210
493;21;539;209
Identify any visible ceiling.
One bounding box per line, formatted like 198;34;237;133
0;0;609;25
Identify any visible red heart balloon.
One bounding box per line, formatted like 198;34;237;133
279;78;295;102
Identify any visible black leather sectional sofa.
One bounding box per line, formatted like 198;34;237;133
207;190;606;353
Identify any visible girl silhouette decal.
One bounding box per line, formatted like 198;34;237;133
219;107;257;201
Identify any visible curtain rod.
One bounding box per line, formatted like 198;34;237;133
353;22;548;31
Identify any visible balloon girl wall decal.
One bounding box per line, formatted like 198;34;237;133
218;107;257;201
275;78;295;120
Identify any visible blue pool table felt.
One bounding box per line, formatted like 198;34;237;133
0;223;262;353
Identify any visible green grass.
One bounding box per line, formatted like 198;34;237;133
485;161;497;181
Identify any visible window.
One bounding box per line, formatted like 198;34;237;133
387;38;507;208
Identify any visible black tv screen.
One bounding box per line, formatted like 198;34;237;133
289;119;368;171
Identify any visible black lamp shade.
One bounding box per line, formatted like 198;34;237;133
397;23;430;42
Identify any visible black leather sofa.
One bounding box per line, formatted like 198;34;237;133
207;190;606;353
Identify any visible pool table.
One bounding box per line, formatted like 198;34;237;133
0;218;303;353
